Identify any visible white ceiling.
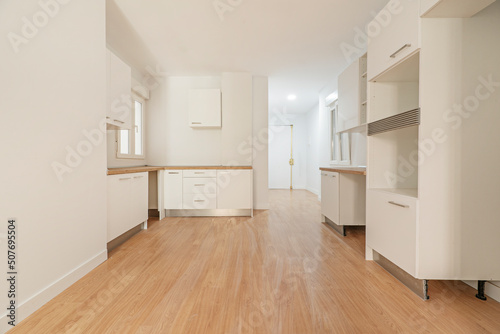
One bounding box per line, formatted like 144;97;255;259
108;0;388;114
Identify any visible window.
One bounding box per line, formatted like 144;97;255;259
329;100;350;166
117;94;145;159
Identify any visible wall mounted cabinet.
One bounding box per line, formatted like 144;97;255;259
106;49;132;130
337;54;368;132
367;0;420;81
188;89;221;128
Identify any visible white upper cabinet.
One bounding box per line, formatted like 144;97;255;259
188;89;221;128
367;0;420;81
337;54;367;132
106;49;132;129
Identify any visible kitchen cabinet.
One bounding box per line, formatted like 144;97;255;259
217;170;253;210
366;2;500;298
162;168;253;216
366;189;417;276
367;0;420;81
320;169;366;234
106;49;132;130
182;173;217;210
107;172;148;242
321;171;339;224
337;54;367;132
163;170;183;210
188;89;221;128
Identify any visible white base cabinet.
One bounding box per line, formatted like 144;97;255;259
163;170;183;209
321;170;366;227
162;168;253;216
217;170;253;210
107;172;148;242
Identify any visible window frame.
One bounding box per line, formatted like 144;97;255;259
116;93;145;160
329;100;351;166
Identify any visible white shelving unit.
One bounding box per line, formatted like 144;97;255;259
366;0;500;299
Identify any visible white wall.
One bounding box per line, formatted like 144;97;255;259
306;104;321;195
303;85;367;198
0;0;107;331
252;77;270;209
106;65;149;168
147;74;269;209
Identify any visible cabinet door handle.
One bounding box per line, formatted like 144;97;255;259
168;172;179;174
388;201;409;208
390;44;411;58
194;200;205;203
113;119;125;124
194;184;205;186
191;122;202;125
330;175;336;178
194;172;205;174
119;177;131;181
134;176;144;179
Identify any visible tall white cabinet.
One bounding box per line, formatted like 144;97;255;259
366;0;500;299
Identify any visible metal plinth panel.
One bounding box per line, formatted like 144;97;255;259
324;217;346;236
373;250;429;300
165;209;253;217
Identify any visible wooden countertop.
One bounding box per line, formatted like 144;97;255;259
320;167;366;176
107;166;253;175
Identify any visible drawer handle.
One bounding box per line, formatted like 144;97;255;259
168;172;179;174
194;200;205;203
194;184;205;186
134;176;144;179
390;44;411;58
194;172;205;174
330;175;336;178
191;122;202;125
388;201;409;208
119;177;131;181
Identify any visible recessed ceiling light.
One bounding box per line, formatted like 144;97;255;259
287;94;297;101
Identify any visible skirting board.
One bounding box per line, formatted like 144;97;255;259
373;250;429;300
165;209;253;217
463;280;500;303
0;250;107;333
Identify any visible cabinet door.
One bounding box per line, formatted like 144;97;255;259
217;170;253;210
188;89;221;128
106;49;132;129
366;190;417;276
337;59;361;132
130;173;148;228
321;172;339;223
367;0;420;81
107;175;132;242
164;170;183;209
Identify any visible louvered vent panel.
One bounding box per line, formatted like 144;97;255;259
368;108;420;136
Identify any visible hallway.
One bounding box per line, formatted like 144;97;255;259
10;190;500;333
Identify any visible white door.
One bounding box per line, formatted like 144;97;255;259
268;125;292;189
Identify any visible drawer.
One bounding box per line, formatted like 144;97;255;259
183;170;217;178
366;189;417;276
183;177;217;194
183;193;216;210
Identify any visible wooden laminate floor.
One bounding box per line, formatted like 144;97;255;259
9;190;500;333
